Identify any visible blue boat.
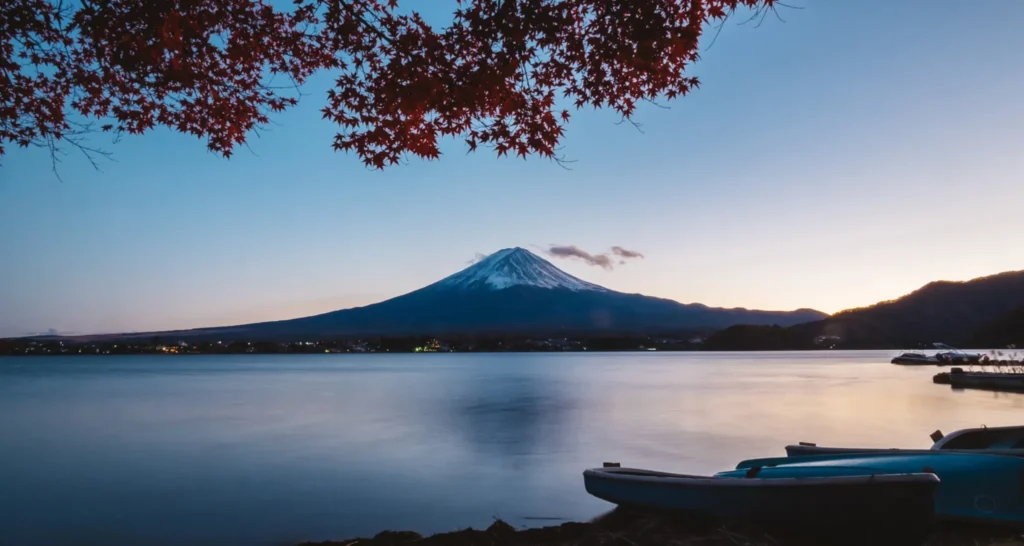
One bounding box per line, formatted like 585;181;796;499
786;424;1024;458
726;452;1024;527
584;464;939;545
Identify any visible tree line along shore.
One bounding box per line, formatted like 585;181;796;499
4;330;1013;357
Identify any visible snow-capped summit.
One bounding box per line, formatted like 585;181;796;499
432;247;607;292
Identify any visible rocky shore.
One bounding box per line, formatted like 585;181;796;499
296;509;1024;546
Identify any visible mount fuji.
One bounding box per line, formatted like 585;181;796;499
174;247;826;339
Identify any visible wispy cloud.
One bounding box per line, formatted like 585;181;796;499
466;252;488;265
545;245;614;269
546;244;646;270
611;246;645;259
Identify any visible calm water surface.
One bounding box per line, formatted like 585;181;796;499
2;352;1023;546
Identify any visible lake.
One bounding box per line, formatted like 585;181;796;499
1;352;1022;546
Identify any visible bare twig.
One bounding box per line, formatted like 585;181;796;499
551;152;576;170
615;115;645;134
704;9;732;51
642;98;671;110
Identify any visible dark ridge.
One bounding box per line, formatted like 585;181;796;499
795;270;1024;349
972;306;1024;348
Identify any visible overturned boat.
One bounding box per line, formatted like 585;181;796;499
583;463;938;544
786;424;1024;458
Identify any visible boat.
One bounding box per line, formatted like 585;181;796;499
583;464;939;545
891;344;987;366
933;343;986;364
936;368;1024;387
728;452;1024;527
892;352;942;365
947;369;1024;392
936;351;986;364
785;424;1024;457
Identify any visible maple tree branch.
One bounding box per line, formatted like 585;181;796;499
642;98;670;110
48;138;65;183
4;0;779;171
705;10;732;51
242;139;260;157
615;115;645;134
551;146;576;171
43;125;114;182
767;2;803;24
337;0;395;46
739;2;779;29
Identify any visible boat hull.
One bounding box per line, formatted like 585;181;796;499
892;356;943;365
730;452;1024;527
584;467;938;545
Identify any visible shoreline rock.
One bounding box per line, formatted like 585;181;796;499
295;508;1024;546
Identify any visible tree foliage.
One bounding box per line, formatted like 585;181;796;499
2;0;775;169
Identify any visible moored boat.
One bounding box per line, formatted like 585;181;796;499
730;452;1024;527
583;464;939;545
892;352;942;365
933;344;986;364
937;352;986;364
891;344;988;366
786;424;1024;457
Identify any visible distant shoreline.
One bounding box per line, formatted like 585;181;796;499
0;336;1001;357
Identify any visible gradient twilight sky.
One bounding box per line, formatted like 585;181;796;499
2;1;1023;337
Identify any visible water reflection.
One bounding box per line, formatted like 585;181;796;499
444;368;573;460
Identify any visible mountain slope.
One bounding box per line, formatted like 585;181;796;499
176;247;826;339
971;306;1024;348
434;247;606;291
794;270;1024;348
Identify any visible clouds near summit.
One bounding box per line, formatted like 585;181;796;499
545;245;644;270
611;246;644;259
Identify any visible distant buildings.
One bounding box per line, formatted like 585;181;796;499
414;339;450;352
814;335;842;349
1;334;722;356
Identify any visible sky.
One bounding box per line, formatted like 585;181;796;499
2;1;1023;337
